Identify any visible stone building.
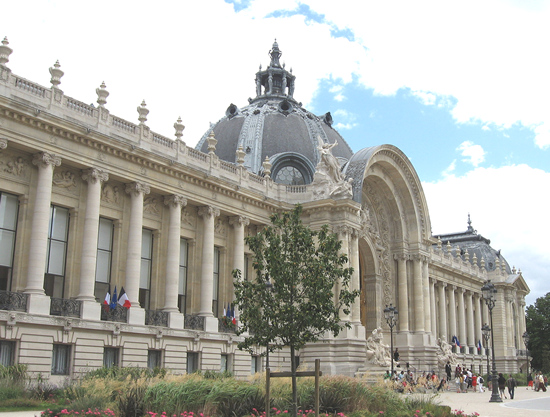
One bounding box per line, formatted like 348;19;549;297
0;38;529;382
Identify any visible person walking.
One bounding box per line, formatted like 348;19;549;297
498;373;507;399
477;374;484;393
506;374;517;399
527;373;533;390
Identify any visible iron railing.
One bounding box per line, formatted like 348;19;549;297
101;304;128;323
50;298;82;317
145;310;169;327
0;291;28;312
184;315;205;330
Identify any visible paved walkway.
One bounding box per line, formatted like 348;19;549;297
426;387;550;416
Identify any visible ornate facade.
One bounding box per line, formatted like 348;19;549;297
0;38;529;383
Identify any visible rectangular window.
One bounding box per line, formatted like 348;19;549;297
220;354;228;373
251;355;260;375
45;206;70;298
244;254;250;281
212;247;220;316
0;340;16;366
0;192;19;291
94;218;114;301
178;238;188;314
139;229;153;310
186;352;199;374
51;344;71;375
147;350;162;369
103;347;119;368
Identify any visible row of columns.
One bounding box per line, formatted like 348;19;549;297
21;151;251;327
393;252;497;353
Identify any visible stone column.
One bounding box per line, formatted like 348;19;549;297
412;255;424;331
457;288;466;351
422;257;431;333
124;181;150;325
25;152;61;314
430;277;437;336
396;254;409;331
350;229;362;331
474;293;482;354
338;226;351;322
466;291;475;350
229;215;249;320
438;282;448;340
198;206;220;332
448;285;457;343
163;195;187;328
77;168;109;319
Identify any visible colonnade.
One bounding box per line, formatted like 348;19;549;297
21;151;253;328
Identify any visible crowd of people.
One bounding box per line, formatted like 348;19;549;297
381;358;548;399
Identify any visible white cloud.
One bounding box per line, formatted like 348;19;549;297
412;91;436;106
334;93;345;102
442;160;456;177
534;124;550;149
334;122;356;130
457;141;486;167
423;164;550;305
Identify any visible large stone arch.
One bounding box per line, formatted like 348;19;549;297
344;145;433;335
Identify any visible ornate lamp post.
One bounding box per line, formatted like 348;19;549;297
482;323;491;384
481;280;502;403
522;331;530;376
384;304;399;378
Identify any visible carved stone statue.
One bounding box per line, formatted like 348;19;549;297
436;338;458;368
312;136;352;200
365;327;395;367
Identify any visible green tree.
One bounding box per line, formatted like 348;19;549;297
233;204;359;417
525;292;550;373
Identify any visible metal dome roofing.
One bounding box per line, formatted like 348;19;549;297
196;40;353;183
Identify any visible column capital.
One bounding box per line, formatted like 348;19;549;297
393;253;408;261
437;281;447;289
0;138;7;149
32;152;61;168
198;205;220;219
82;168;109;184
125;181;150;196
164;194;187;208
229;215;250;227
333;224;352;236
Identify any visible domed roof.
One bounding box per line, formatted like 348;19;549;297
196;40;353;185
435;215;511;274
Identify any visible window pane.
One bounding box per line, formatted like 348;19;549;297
97;218;113;250
141;229;153;258
0;193;18;230
178;267;187;295
220;354;227;372
103;347;119;368
187;352;199;373
140;259;151;289
147;350;161;369
51;207;69;240
47;240;66;275
0;341;15;366
180;239;188;267
95;250;111;283
52;344;70;375
0;230;15;266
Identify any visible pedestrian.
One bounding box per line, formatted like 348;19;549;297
445;361;452;381
394;347;400;364
477;374;484;393
506;374;517;399
527;373;533;390
472;373;477;393
498;373;507;399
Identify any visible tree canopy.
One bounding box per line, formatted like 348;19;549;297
525;292;550;373
232;204;359;416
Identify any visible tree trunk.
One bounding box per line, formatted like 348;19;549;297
290;344;298;417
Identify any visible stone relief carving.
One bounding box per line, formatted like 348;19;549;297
215;217;226;235
53;170;77;190
2;155;29;177
101;183;121;204
363;184;392;307
311;136;353;200
143;196;160;215
181;207;196;227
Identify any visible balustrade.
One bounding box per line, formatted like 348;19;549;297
101;304;128;323
0;291;28;311
184;314;205;330
145;310;169;327
50;298;82;318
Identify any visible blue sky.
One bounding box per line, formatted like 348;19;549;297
1;0;548;304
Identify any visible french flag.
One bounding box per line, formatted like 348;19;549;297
118;287;131;308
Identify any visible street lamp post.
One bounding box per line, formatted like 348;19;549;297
482;323;491;386
522;331;530;376
384;304;399;379
481;280;502;403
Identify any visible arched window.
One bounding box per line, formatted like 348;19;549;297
270;153;314;185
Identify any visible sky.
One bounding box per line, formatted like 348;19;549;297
1;0;548;305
